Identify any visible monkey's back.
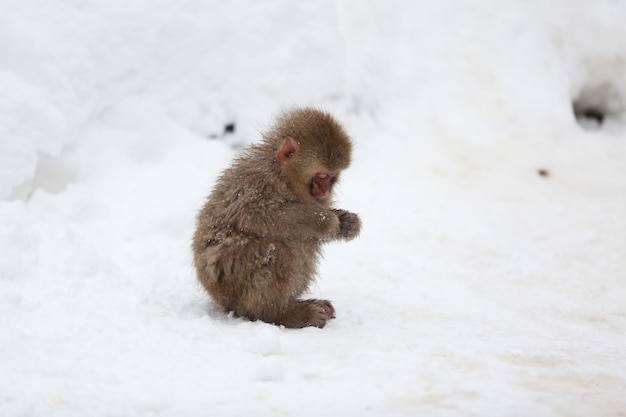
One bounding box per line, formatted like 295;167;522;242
192;156;322;317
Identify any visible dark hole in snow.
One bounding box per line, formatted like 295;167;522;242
572;83;623;130
579;108;604;124
224;123;235;134
206;123;236;139
573;102;606;129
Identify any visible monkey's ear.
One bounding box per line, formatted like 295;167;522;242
276;137;299;163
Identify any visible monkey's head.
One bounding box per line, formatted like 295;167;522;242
270;108;352;204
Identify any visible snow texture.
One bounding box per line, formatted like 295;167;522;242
1;1;626;416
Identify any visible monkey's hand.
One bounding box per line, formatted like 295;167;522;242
334;210;361;241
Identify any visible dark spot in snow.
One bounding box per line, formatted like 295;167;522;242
572;82;624;130
579;108;604;124
224;123;235;134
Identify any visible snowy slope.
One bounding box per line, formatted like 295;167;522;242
1;1;626;416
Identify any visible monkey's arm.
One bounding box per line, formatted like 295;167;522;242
240;204;345;241
266;206;361;241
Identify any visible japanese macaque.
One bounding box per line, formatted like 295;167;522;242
192;107;361;328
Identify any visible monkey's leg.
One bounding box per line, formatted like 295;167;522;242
225;239;335;328
234;274;335;328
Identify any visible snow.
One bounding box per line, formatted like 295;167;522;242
1;1;626;416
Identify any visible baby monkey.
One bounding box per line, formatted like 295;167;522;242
192;107;361;328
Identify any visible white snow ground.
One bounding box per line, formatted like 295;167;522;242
1;1;626;416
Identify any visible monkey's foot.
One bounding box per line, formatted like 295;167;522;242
280;299;335;329
316;299;336;320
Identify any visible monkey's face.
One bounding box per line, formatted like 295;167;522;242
275;135;346;205
310;171;338;202
282;159;339;205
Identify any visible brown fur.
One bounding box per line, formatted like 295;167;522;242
192;107;361;328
